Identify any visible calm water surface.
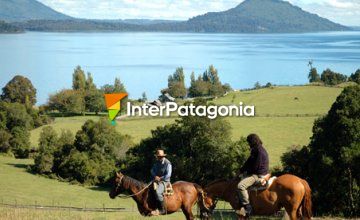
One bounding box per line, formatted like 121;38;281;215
0;31;359;104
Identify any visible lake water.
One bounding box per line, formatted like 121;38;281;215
0;31;359;104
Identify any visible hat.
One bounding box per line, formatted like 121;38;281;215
155;149;167;157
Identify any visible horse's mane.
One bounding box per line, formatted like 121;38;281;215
123;175;146;189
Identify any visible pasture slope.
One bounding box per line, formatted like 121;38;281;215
0;85;343;219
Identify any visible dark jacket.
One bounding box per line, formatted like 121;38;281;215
151;158;172;182
240;145;269;175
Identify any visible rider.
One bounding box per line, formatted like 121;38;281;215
237;134;269;216
150;149;172;216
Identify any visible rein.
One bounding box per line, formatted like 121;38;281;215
116;175;153;198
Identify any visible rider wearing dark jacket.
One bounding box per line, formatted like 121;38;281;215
237;134;269;217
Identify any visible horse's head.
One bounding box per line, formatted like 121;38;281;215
199;191;218;219
109;171;125;199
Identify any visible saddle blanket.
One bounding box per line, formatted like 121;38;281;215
249;176;277;191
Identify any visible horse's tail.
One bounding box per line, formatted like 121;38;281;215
299;179;312;219
193;183;207;210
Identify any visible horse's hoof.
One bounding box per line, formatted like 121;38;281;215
151;209;160;216
235;208;246;217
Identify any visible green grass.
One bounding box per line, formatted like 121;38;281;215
0;156;183;219
14;85;344;219
214;86;342;116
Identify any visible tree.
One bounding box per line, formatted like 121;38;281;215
206;65;225;97
48;89;85;114
85;89;105;114
308;67;320;83
1;75;36;106
0;102;33;131
85;72;96;91
0;129;11;153
166;67;187;98
33;126;58;174
141;92;147;102
9;126;30;158
254;81;261;89
281;85;360;216
72;66;86;91
349;69;360;84
124;100;249;185
320;69;347;85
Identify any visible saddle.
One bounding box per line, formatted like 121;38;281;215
153;182;174;196
249;174;277;191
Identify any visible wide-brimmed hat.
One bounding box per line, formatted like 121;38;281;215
155;149;166;157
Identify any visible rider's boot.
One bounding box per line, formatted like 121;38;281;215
244;204;252;217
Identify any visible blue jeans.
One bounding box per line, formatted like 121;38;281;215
155;181;169;202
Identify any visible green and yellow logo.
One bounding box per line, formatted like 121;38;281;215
104;93;128;125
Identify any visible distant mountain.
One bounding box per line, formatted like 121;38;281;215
10;0;350;33
0;0;71;21
185;0;349;32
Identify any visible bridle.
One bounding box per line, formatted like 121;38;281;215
114;175;153;198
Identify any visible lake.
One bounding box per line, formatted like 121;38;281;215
0;31;359;104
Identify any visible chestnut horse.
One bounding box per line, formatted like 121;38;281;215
199;174;312;220
109;172;206;220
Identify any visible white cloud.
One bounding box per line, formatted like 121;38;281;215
38;0;360;26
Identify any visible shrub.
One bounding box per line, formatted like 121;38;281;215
281;85;360;217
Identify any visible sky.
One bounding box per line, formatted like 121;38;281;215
38;0;360;26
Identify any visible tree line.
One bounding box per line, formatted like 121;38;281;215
162;65;232;98
308;64;360;86
47;66;127;115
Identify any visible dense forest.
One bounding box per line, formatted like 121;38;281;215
0;20;23;33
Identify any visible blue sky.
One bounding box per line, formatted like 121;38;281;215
38;0;359;26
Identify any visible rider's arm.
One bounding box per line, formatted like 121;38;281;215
151;165;157;178
240;148;257;173
160;163;172;181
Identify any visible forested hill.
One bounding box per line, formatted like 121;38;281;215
10;0;350;33
185;0;349;33
0;20;23;33
0;0;71;21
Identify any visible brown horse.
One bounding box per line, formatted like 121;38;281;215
109;172;206;220
199;174;312;220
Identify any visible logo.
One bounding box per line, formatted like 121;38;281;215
104;93;128;125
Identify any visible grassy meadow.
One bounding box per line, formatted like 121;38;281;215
1;85;344;219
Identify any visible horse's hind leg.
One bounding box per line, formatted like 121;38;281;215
181;205;194;220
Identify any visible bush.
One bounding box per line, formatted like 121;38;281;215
349;69;360;84
281;85;360;217
33;119;132;185
9;126;30;158
48;89;85;114
33;126;59;174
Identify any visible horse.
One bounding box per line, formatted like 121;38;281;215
199;174;312;220
109;172;207;220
